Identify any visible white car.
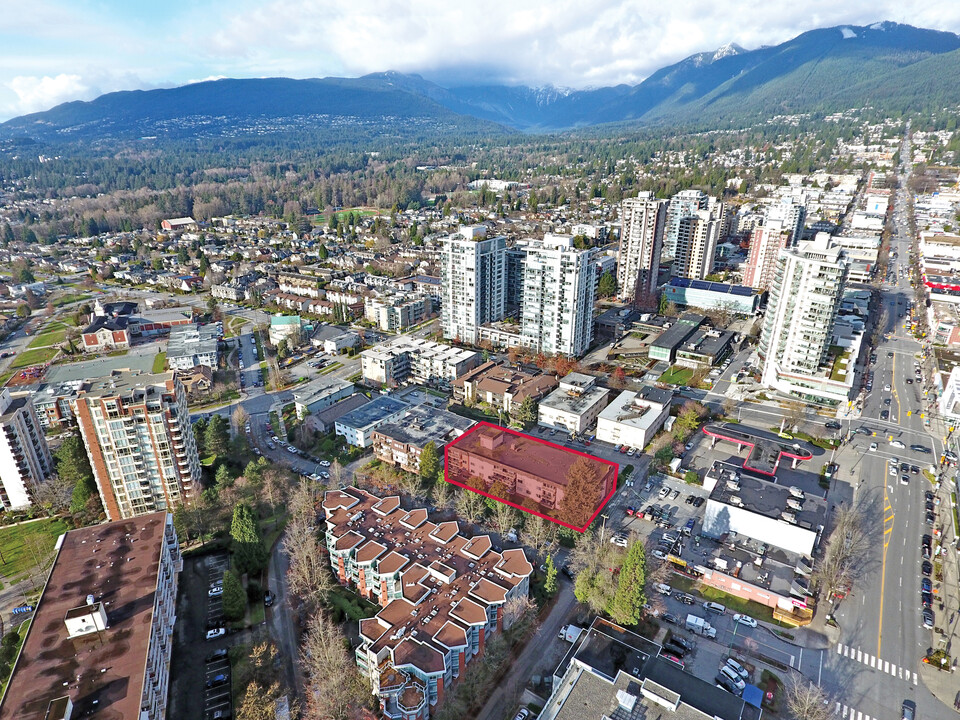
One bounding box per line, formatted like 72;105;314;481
287;446;298;454
884;384;891;392
869;442;878;452
208;585;223;597
890;440;905;449
319;460;331;467
733;614;757;628
609;534;628;547
725;657;750;679
205;628;226;641
888;465;897;476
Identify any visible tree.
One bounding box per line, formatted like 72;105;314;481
569;529;625;615
277;338;289;359
513;396;538;424
610;366;627;390
300;610;370;720
236;681;282;720
232;405;250;434
557;456;603;528
285;480;332;616
15;304;29;318
192;416;208;456
544;554;558;595
205;414;230;457
222;569;246;621
785;679;832;720
55;434;94;494
418;441;440;484
231;503;268;575
455;488;486;525
597;271;617;298
317;244;329;259
814;501;871;604
215;464;233;489
608;540;646;626
490;497;518;536
522;514;557;560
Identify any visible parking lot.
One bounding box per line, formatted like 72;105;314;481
169;552;236;720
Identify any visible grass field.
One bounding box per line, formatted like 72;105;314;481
53;293;92;308
10;347;58;369
26;323;70;349
152;352;167;373
0;518;69;584
658;366;694;386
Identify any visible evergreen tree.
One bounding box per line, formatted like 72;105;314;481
317;244;329;259
419;441;440;483
597;272;617;298
221;569;246;621
231;504;268;575
609;540;646;626
544;554;558;595
192;417;208;456
513;396;538;424
205;415;230;457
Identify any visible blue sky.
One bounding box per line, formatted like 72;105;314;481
3;0;960;121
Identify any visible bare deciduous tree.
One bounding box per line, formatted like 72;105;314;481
502;594;536;631
521;514;556;561
300;610;371;720
455;488;486;526
785;678;832;720
814;501;872;604
284;480;332;617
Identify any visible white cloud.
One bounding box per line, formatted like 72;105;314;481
5;74;95;114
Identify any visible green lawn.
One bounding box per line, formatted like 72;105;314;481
152;352;167;373
0;621;28;696
0;519;69;584
53;293;91;308
26;324;70;349
658;366;694;385
9;347;58;369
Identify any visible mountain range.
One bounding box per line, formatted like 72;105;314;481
3;21;960;143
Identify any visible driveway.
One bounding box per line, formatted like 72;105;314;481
475;579;580;720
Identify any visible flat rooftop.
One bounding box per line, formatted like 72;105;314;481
374;406;474;447
541;382;609;416
44;354;155;383
447;425;616;488
76;370;176;403
166;323;219;359
707;468;828;532
293;376;354;407
0;513;169;720
650;313;705;351
337;395;408;431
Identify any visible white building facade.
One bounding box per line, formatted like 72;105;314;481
440;234;507;344
617;193;667;306
0;390;53;510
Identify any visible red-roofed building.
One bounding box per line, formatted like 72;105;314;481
322;488;533;720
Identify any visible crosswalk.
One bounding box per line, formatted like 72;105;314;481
835;702;877;719
835;643;918;684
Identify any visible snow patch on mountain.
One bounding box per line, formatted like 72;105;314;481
712;43;745;62
840;27;857;39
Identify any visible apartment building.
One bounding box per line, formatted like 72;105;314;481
537;373;610;433
672;202;725;280
446;425;616;516
372;405;474;473
0;389;53;510
322;488;533;720
451;361;559;415
0;512;182;720
663;189;712;260
743;217;792;289
364;294;433;332
440;233;507;344
72;371;201;521
520;235;596;356
595;387;672;451
617;193;667;306
759;233;849;403
361;337;481;388
166;323;220;370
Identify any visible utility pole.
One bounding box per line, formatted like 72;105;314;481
599;514;609;545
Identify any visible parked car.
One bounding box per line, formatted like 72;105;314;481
205;648;228;663
725;658;749;679
205;628;226;641
661;613;679;625
733;614;757;628
890;440;905;449
208;585;223;598
207;673;229;688
512;709;531;720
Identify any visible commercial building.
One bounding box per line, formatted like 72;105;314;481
648;313;706;363
166;323;220;370
72;371;201;521
519;235;596;356
595;387;672;451
617;193;667;306
335;396;409;447
322;488;533;720
0;390;53;510
292;376;356;419
268;314;303;345
662;278;761;315
372;406;474;473
675;328;736;369
537;373;610;433
440;232;507;344
540;618;760;720
451;361;559;416
0;512;181;720
361;337;481;388
311;393;371;434
446;425;616;518
758;233;849;403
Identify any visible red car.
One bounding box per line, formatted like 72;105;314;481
626;506;636;516
619;445;628;453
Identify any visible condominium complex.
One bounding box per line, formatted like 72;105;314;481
440;231;507;344
322;488;533;720
759;233;848;402
617;193;667;306
0;512;181;720
520;235;596;356
72;371;201;521
0;389;53;510
364;294;433;332
743;200;807;290
361;337;481;388
663;189;715;260
672;202;725;280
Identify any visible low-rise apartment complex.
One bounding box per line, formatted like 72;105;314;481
361;337;480;388
322;488;533;720
537;373;610;433
451;361;558;415
372;406;474;473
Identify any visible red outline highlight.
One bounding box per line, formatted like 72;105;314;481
443;422;618;533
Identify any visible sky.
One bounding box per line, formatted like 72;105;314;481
3;0;960;121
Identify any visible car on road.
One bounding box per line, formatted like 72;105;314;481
205;628;226;641
922;608;935;629
825;421;841;430
684;441;694;451
890;440;905;449
925;511;936;526
945;451;958;462
626;506;636;516
207;673;229;688
287;446;298;454
319;460;331;467
884;384;891;392
733;614;757;628
661;613;679;625
901;475;910;485
880;410;890;420
869;442;878;452
674;592;696;605
911;444;931;454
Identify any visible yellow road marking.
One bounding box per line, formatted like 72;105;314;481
878;479;894;658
